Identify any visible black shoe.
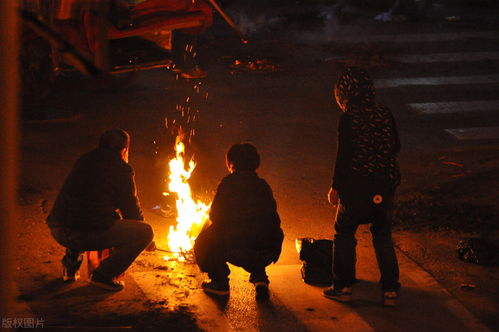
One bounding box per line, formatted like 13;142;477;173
254;281;270;301
62;262;80;282
90;273;125;292
202;279;229;296
323;286;352;302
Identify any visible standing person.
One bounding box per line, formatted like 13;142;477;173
194;143;284;300
323;67;401;307
47;129;154;291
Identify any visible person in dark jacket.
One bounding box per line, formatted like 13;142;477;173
323;67;401;307
194;143;283;300
47;129;154;291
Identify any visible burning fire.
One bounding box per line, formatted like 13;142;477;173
165;134;211;261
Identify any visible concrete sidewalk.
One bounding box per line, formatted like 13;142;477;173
133;226;492;332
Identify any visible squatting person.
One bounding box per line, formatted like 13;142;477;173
323;67;401;306
47;129;154;291
194;143;284;300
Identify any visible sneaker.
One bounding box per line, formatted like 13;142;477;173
62;265;80;282
323;286;352;302
181;65;208;79
90;273;125;292
383;291;398;307
202;279;230;296
254;281;270;301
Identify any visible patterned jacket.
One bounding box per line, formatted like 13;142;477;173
332;67;401;194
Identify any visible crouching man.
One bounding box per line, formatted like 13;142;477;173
47;129;154;291
194;143;284;300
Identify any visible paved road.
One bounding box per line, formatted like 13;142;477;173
133;227;490;332
131;13;498;331
19;3;498;330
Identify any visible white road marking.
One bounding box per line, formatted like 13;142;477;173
388;51;499;63
374;74;499;88
444;126;499;140
407;100;499;114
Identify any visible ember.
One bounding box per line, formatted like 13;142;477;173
229;56;279;74
165;132;211;262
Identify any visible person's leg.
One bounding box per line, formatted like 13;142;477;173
194;226;230;282
250;265;270;300
49;227;85;281
226;246;273;285
324;201;360;301
49;221;153;286
229;249;271;300
202;260;230;296
248;266;269;284
61;248;84;280
84;220;154;279
370;193;400;293
201;260;230;295
332;203;360;290
194;226;230;295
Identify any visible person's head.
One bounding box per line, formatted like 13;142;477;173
334;66;375;112
99;129;130;162
226;143;260;173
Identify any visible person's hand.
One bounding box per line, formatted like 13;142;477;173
327;187;339;206
145;240;157;252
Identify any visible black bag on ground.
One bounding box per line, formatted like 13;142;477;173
456;238;499;266
297;238;333;285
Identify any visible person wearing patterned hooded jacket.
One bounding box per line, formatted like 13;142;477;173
323;67;401;307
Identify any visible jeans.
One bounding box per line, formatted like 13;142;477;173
194;225;272;284
50;220;153;279
333;190;400;292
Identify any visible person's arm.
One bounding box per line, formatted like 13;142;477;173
208;178;229;227
261;180;281;227
391;114;401;153
117;166;144;220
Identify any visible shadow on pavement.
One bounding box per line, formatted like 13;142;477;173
203;292;230;311
349;279;475;332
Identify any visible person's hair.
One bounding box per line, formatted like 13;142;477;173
99;129;130;152
226;143;260;172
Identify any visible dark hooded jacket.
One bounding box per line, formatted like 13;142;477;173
209;171;283;257
332;67;401;194
47;147;144;230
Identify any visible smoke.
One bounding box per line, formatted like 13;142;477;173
319;5;343;40
290;5;343;45
226;8;281;35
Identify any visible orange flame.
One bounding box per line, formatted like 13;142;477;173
165;135;210;261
